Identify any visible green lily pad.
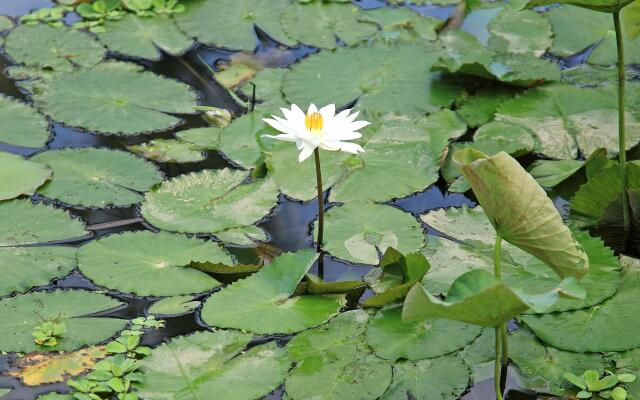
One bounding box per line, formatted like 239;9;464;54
422;206;619;312
240;68;288;111
0;152;51;200
487;7;552;56
0;246;76;297
365;306;482;361
283;43;462;116
0;200;87;246
318;202;425;265
528;0;635;13
528;159;586;188
32;148;163;208
200;112;265;169
78;231;232;296
174;0;294;50
454;85;520;128
495;83;640;159
214;225;269;246
138;331;290;400
0;15;13;32
32;62;198;135
0;95;50;148
363;7;442;44
99;14;193;60
141;168;278;237
329;111;467;203
175;126;220;148
148;296;201;316
285;310;392;400
438;30;560;87
616;348;640;400
522;272;640;352
201;250;345;334
454;149;589;279
127;139;205;163
281;2;377;49
0;290;126;353
4;24;105;72
381;355;470;400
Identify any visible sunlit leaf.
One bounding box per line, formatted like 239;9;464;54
0;151;51;200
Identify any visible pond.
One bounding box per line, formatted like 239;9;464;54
0;1;639;400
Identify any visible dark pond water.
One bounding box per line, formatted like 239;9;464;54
0;1;605;399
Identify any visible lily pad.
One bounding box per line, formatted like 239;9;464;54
240;68;288;111
175;126;220;148
285;311;392;400
201;250;344;334
531;0;635;14
0;246;76;297
138;331;290;400
283;44;462;116
528;159;586;188
365;306;482;361
329;111;467;203
281;2;377;49
99;14;193;60
0;152;51;200
421;206;619;312
381;355;470;400
32;147;163;208
616;348;640;400
32;62;198;135
522;272;640;352
454;85;520;128
488;7;552;56
0;200;87;246
0;95;50;148
0;290;126;353
148;296;201;316
127;139;205;163
174;0;294;50
78;231;232;296
495;83;640;159
4;24;105;71
141;168;278;236
319;202;425;265
363;7;442;44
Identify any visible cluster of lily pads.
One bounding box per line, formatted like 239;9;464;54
2;0;640;399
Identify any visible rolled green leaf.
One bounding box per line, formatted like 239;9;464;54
453;149;589;280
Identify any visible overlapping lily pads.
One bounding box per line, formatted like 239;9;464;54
138;331;290;400
487;6;552;56
201;250;344;334
0;151;51;200
4;24;105;71
141;168;277;240
0;290;126;353
99;14;193;60
78;231;232;296
32;62;198;135
283;43;462;116
319;203;425;265
363;7;442;44
174;0;294;50
0;95;50;148
127;139;205;163
32;148;163;208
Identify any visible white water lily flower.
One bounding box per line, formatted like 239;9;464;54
262;103;369;162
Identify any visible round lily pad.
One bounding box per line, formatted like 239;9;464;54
0;200;87;246
4;24;105;71
488;7;552;56
319;203;425;265
382;355;470;400
201;250;344;334
283;44;462;116
521;272;640;352
174;0;294;50
0;246;76;297
99;14;193;60
281;2;377;49
0;290;126;353
0;95;50;148
32;62;198;135
138;331;290;400
32;147;163;208
365;306;482;361
141;168;278;236
127;139;206;163
78;231;232;296
0;151;51;200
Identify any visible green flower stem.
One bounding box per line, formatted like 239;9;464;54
614;11;631;233
314;148;324;280
494;233;505;400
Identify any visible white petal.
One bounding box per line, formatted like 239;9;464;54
319;104;336;121
262;134;296;142
318;141;341;151
298;143;316;162
307;103;318;115
347;120;370;131
263;117;299;138
335;141;365;154
323;130;362;141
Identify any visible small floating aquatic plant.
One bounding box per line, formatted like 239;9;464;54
262;103;369;277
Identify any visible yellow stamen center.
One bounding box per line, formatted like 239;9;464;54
305;111;323;133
